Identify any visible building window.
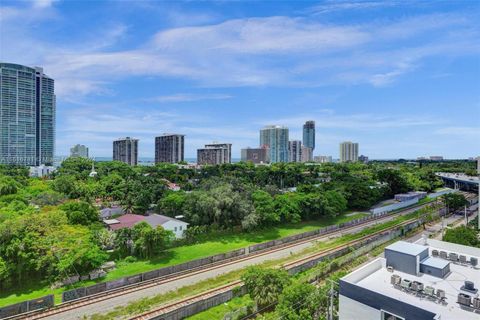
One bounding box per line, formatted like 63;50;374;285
179;226;182;231
174;227;177;231
381;310;405;320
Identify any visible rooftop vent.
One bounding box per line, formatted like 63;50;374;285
461;281;478;294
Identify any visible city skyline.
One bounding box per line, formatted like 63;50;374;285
1;1;479;159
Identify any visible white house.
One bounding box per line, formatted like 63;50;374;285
144;214;188;239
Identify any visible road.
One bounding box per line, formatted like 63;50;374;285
39;203;438;320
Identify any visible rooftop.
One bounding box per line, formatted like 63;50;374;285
385;241;427;256
421;256;450;270
342;239;480;320
144;214;188;228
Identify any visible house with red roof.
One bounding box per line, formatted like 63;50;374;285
103;213;188;238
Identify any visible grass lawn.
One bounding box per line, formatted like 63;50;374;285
0;212;367;307
186;294;253;320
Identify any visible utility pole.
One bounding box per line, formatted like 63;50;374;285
464;205;468;226
327;279;336;320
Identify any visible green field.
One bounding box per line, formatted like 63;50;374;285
0;212;367;307
187;295;253;320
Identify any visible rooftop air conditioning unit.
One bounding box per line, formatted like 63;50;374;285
391;274;401;285
457;293;471;306
387;266;394;272
436;289;445;300
473;297;480;309
412;281;424;291
439;251;448;259
424;286;435;296
470;257;478;267
449;253;458;261
401;279;412;290
432;250;439;257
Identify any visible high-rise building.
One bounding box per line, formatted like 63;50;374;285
314;155;333;163
260;125;289;163
204;143;232;163
0;63;56;166
339;141;359;162
197;143;232;165
155;134;184;164
70;144;89;158
241;146;270;164
301;146;313;162
288;140;302;162
303;120;315;151
113;137;138;166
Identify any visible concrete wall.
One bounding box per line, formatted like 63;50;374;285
339;295;380;320
0;295;54;319
385;250;417;276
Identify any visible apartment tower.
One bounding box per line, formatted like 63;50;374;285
0;63;55;166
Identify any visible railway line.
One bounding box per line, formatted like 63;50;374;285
130;215;424;320
10;200;439;320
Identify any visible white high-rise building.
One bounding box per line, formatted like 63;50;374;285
339;141;359;162
260;125;289;163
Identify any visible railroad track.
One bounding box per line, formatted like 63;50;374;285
11;201;434;320
130;216;423;320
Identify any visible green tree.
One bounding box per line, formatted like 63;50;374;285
157;191;187;217
60;200;99;225
241;267;291;308
443;193;469;213
252;190;279;225
131;222;174;258
0;176;19;196
443;226;479;247
377;168;411;197
276;282;322;320
274;193;302;223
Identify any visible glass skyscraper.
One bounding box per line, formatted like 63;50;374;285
260;125;289;163
303;120;315;151
0;63;56;166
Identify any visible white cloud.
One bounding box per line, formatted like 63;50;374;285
31;0;58;8
1;4;478;98
435;126;480;138
147;93;233;103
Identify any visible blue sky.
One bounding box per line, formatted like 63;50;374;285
1;0;479;159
